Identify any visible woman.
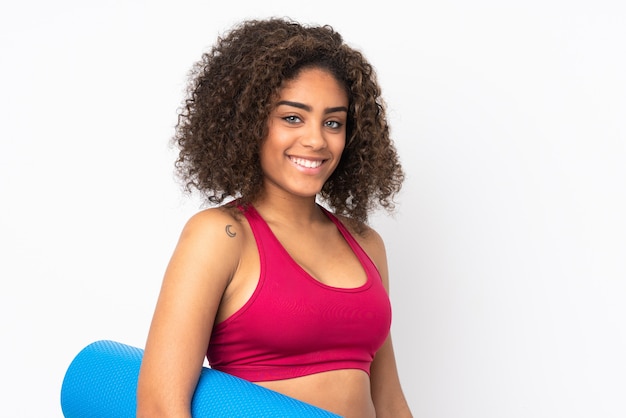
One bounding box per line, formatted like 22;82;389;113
137;17;412;418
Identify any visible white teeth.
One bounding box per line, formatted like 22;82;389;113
291;157;323;168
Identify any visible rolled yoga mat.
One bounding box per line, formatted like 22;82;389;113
61;340;341;417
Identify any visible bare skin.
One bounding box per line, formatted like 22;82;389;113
136;68;412;417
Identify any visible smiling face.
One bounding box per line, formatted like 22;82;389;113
259;67;349;200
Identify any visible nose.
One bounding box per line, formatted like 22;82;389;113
300;124;327;150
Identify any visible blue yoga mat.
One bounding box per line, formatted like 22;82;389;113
61;340;341;417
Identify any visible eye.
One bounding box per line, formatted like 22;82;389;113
283;115;302;124
325;120;343;129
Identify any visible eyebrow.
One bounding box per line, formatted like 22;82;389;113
276;100;348;114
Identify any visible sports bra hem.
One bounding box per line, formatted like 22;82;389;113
211;363;371;382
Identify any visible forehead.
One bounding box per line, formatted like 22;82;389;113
277;68;348;103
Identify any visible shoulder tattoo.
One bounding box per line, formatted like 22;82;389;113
225;224;237;238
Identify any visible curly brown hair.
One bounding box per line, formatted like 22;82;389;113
173;17;404;224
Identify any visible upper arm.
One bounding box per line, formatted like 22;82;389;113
136;209;243;417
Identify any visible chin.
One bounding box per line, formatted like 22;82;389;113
288;186;324;198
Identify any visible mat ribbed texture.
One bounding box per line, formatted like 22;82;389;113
61;340;342;417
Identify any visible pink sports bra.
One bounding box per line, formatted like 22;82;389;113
206;204;392;382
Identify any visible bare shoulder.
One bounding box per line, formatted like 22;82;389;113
182;205;247;242
185;204;242;228
172;205;249;277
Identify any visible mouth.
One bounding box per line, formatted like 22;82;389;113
289;156;325;169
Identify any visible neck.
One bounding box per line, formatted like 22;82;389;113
252;192;326;228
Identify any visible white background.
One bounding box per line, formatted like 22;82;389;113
1;1;625;417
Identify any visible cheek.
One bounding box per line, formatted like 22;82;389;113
262;125;290;154
332;135;346;155
258;139;285;172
